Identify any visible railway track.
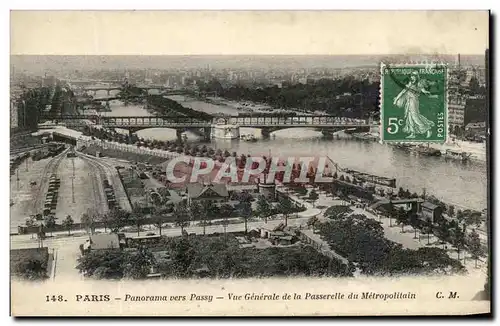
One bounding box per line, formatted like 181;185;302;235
75;153;110;215
32;147;70;214
76;152;132;212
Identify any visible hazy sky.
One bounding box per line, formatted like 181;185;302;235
10;55;486;75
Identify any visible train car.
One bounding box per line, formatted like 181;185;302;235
107;199;117;209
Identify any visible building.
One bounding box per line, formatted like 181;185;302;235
86;233;121;251
10;98;19;128
448;94;466;128
465;121;486;132
257;175;276;201
418;201;443;224
185;183;229;205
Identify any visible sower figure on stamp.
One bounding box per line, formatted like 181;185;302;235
393;71;438;139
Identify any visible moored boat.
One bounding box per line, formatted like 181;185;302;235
352;133;378;141
241;134;258;142
413;145;441;157
444;149;472;162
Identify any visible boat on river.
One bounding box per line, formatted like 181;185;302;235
390;143;413;151
352;133;378;141
413;145;441;157
241;134;258;142
444;149;472;162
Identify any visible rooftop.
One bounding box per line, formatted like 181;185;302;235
90;233;120;250
186;183;229;199
421;201;439;210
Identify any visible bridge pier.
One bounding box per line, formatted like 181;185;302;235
176;129;184;142
261;128;273;139
203;127;211;141
321;129;342;139
107;89;110;96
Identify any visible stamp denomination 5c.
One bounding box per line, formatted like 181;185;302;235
380;63;448;143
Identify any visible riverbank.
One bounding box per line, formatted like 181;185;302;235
430;139;487;162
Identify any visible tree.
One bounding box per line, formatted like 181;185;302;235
171;237;196;277
14;258;48;280
239;200;253;234
108;209;130;233
465;211;483;228
151;207;165;236
307;216;320;231
62;215;74;236
448;205;455;218
123;248;155;279
435;219;451;249
452;225;466;261
76;249;127;279
200;201;212;235
44;215;56;236
308;189;319;207
255;195;272;223
456;209;465;225
387;200;395;227
468;229;482;268
277;196;294;226
189;201;202;223
324;205;353;220
395;208;409;232
25;216;36;239
409;213;420;239
81;209;97;235
174;202;189;235
422;218;434;245
295;186;307;196
133;214;147;237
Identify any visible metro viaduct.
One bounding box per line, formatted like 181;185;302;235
40;114;373;140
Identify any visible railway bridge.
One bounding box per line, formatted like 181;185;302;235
40;114;374;140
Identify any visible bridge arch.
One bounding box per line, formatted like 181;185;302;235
251;126;355;138
116;126;212;142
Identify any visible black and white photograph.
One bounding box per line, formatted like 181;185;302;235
9;10;490;316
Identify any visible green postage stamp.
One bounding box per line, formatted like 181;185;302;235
380;63;448;143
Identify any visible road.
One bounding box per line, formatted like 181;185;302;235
10;215;311;279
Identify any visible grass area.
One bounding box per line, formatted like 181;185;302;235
10;248;49;280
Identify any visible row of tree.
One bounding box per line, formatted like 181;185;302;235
32;190;302;241
146;95;213;120
382;204;483;267
199;77;380;119
318;212;466;275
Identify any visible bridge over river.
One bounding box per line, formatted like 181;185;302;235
41;114;374;140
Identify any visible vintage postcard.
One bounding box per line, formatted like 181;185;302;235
9;11;490;316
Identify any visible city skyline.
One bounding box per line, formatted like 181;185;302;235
11;54;486;75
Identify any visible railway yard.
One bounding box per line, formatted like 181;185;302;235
9;144;130;234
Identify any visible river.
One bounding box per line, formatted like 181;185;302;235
93;90;488;211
